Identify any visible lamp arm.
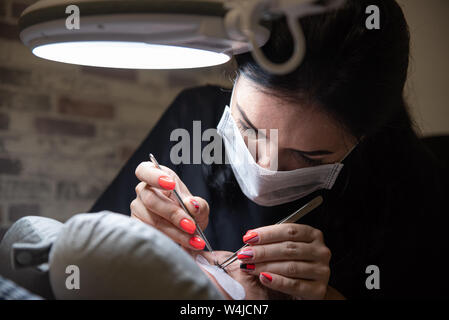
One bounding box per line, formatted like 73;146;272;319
224;0;345;75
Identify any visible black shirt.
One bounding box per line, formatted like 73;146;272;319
91;85;449;299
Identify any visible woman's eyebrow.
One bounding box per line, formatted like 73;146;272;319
235;102;260;132
235;101;333;156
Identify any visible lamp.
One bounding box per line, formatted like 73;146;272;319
19;0;344;74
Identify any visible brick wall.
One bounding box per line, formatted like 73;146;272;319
0;0;235;238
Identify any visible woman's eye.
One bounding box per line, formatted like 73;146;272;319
293;151;323;166
236;120;250;132
236;121;257;140
236;122;245;132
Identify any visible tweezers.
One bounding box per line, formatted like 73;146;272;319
217;195;323;270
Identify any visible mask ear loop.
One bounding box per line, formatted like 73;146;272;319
228;84;236;114
339;142;359;164
332;141;360;199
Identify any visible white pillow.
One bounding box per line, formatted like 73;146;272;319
49;211;224;300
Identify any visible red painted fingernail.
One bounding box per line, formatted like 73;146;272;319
189;236;205;250
180;218;196;234
190;199;200;210
240;263;255;271
158;176;175;190
260;272;272;282
243;231;259;244
237;248;254;260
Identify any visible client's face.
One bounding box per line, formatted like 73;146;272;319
197;251;290;300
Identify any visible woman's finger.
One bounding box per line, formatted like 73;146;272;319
135;161;178;192
182;196;209;231
242;224;321;245
138;185;198;235
153;217;206;251
135;181;146;195
130;197;206;251
258;272;327;300
239;260;327;281
236;241;316;263
130;197;162;227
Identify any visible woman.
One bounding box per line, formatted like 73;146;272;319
91;0;448;299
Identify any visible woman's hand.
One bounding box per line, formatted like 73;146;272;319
130;161;210;250
237;224;332;300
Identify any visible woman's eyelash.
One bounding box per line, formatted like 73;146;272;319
295;152;323;166
237;120;251;132
237;121;323;167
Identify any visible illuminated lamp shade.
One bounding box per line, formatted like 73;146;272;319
18;0;270;69
19;0;345;74
32;41;232;69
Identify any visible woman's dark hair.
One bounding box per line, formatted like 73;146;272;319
204;0;447;292
207;0;420;196
235;0;411;140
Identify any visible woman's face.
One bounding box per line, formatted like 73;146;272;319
230;75;358;171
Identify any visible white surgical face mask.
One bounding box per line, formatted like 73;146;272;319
217;105;351;207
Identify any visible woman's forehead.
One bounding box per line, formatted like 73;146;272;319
233;77;354;153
